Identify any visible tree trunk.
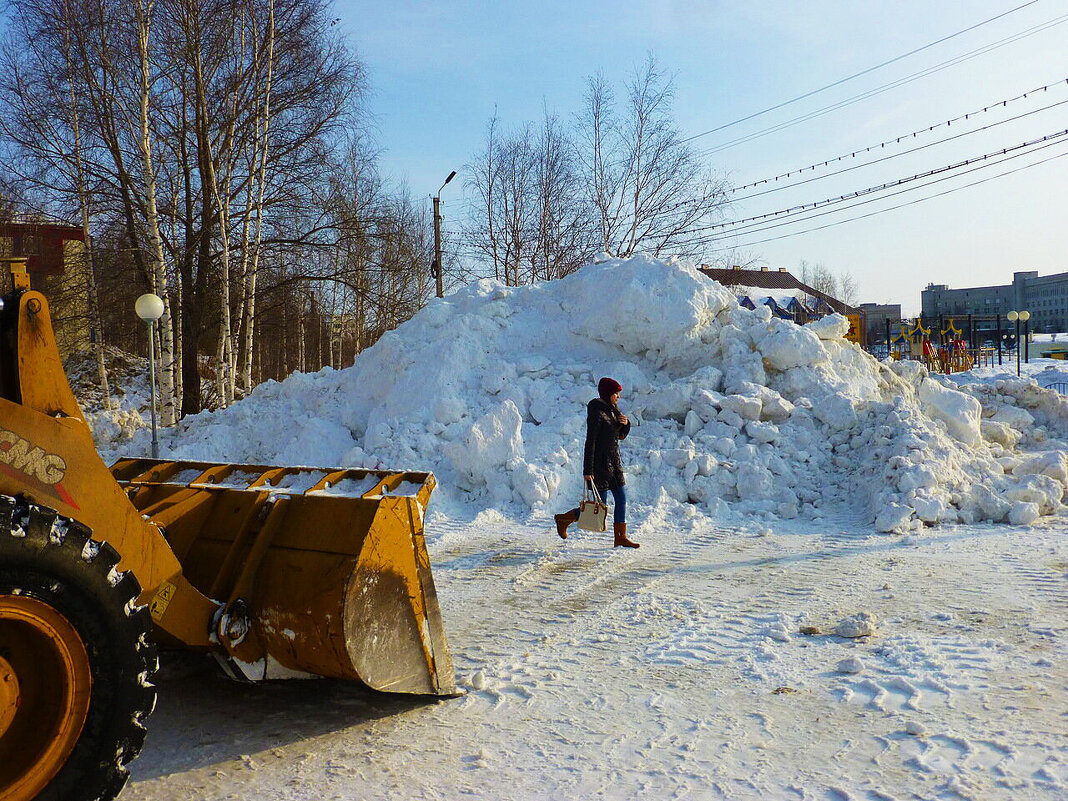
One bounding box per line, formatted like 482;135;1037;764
135;0;177;425
297;291;306;373
198;41;238;408
61;20;111;413
242;0;275;394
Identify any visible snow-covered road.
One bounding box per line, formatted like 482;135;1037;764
123;510;1067;801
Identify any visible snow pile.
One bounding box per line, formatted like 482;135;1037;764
107;256;1068;532
66;346;151;445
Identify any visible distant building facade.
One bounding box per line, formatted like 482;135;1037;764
858;302;903;345
1;221;90;357
921;270;1068;333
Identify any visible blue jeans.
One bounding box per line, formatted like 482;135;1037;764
603;485;626;524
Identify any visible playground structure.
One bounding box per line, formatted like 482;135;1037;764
883;313;1022;374
937;320;973;373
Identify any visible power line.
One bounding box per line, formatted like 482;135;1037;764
681;1;1040;144
446;84;1068;242
705;145;1068;252
730;98;1068;203
729;77;1068;195
703;128;1068;234
703;133;1068;242
696;13;1068;156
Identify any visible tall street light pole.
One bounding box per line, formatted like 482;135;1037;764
1006;310;1030;377
135;293;165;458
1023;311;1031;365
433;170;456;298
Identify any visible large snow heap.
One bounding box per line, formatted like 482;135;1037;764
122;256;1068;532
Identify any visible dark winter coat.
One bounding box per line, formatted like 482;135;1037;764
583;397;631;492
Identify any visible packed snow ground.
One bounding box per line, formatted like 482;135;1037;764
75;257;1068;799
122;512;1065;801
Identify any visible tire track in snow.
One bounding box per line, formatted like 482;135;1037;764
444;516;787;730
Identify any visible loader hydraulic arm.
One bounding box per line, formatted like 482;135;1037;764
0;261;25;405
0;274;221;648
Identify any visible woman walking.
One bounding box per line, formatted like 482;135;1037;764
555;376;639;548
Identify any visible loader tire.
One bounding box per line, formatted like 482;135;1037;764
0;497;158;801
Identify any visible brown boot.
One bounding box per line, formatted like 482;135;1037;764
613;522;639;548
555;509;578;539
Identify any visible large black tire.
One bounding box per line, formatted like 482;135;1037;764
0;496;158;801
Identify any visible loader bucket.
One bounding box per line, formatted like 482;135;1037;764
110;459;457;696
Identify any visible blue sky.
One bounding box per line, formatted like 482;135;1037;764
343;1;1067;314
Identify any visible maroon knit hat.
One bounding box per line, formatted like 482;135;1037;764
598;376;622;400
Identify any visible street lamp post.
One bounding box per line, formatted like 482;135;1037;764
1006;310;1031;377
433;170;457;298
135;293;165;459
1023;313;1031;365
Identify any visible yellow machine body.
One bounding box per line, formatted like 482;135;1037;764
0;286;456;695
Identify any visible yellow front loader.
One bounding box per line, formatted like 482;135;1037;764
0;260;456;801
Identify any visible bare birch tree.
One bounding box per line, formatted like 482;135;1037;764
240;0;275;395
133;0;178;424
797;260;858;307
531;107;595;281
466;112;589;286
60;5;111;409
578;55;727;260
467;56;727;282
467;114;503;282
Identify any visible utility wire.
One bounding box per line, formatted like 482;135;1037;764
730;97;1068;203
703;134;1068;243
681;1;1040;144
703;128;1068;233
729;77;1068;194
696;13;1068;156
706;145;1068;252
704;136;1063;247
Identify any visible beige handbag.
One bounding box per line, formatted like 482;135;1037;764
577;481;608;532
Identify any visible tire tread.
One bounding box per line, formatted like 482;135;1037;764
0;495;158;801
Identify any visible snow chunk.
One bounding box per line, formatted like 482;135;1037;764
1004;474;1063;512
834;612;877;638
875;503;913;534
1009;501;1040;526
745;420;779;444
810;392;857;430
757;318;827;371
720;394;761;421
981;419;1020;447
970;485;1011;523
445;401;524;487
918;378;981;446
835;657;865;674
991;404;1035;431
1015;450;1068;485
805;313;850;340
